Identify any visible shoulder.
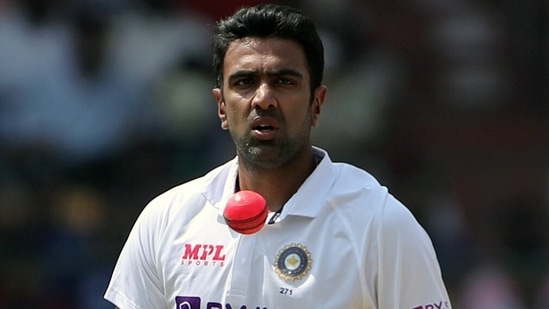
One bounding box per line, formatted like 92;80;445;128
328;162;389;211
328;163;425;237
135;159;235;233
330;162;386;195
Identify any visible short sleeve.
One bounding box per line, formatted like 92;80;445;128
376;195;452;309
104;201;167;309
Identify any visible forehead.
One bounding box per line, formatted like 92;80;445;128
223;37;309;77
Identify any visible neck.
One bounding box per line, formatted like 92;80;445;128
237;147;317;212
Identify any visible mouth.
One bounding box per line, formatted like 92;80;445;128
250;117;279;140
253;124;275;132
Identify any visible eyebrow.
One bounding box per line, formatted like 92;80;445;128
227;68;304;84
267;68;304;79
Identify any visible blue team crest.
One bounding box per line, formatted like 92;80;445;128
274;243;312;281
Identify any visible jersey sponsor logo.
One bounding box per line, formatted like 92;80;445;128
175;296;267;309
411;300;451;309
176;296;201;309
181;244;226;267
274;243;312;281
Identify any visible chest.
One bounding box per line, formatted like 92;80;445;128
157;207;374;309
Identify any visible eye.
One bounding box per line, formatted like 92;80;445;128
234;78;253;87
275;77;295;85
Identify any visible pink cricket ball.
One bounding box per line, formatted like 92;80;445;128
223;190;268;234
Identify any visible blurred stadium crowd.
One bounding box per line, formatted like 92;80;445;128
0;0;547;308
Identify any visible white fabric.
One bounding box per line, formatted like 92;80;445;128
105;147;451;309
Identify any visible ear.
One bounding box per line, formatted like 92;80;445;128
311;85;327;127
213;88;229;130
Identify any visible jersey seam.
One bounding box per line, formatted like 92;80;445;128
326;195;369;308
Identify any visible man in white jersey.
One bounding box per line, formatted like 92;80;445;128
105;4;452;309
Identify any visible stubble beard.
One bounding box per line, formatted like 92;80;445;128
233;134;302;170
233;116;312;171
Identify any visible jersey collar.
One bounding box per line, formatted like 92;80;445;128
204;146;337;220
278;146;336;220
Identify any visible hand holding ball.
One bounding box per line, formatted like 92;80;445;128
223;190;268;234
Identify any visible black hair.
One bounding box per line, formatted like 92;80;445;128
212;4;324;93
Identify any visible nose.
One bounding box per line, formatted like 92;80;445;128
251;83;277;110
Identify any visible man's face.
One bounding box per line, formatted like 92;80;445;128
213;37;326;169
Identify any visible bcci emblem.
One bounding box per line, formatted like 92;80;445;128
274;243;312;281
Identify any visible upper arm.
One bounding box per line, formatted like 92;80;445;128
104;202;166;308
376;196;452;308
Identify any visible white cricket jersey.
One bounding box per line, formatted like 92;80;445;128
105;147;452;309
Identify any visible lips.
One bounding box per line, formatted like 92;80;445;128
254;124;275;131
250;117;279;140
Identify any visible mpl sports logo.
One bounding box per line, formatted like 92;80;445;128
176;296;268;309
181;243;226;267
